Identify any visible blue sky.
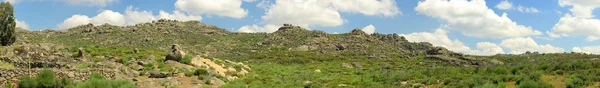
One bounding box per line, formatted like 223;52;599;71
5;0;600;55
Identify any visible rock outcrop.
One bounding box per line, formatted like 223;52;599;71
166;44;185;62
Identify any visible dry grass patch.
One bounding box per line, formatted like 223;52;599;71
540;75;568;88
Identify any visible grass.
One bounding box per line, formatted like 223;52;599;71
13;21;600;87
0;61;14;69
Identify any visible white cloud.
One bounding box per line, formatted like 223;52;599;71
58;15;91;29
15;19;29;30
558;0;600;18
362;24;375;34
323;0;401;17
517;5;540;13
175;0;248;19
500;37;564;54
549;14;600;40
157;10;203;22
548;0;600;41
91;10;125;26
255;0;401;29
58;6;204;29
125;6;157;25
587;36;600;41
261;0;344;27
57;10;125;29
495;0;512;10
62;0;118;7
415;0;542;38
399;29;504;56
573;46;600;54
237;24;280;33
3;0;17;3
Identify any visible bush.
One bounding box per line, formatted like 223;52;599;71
474;83;500;88
566;76;584;88
17;69;73;88
74;72;137;88
493;66;508;75
517;79;552;88
194;69;209;76
510;66;520;75
180;54;194;64
117;56;132;65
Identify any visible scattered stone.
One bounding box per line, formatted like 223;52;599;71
290;45;310;51
338;84;347;87
148;71;169;78
351;62;362;68
314;69;321;73
488;59;504;65
77;48;86;58
341;63;353;68
210;77;226;86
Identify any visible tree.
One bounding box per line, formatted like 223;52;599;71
0;2;15;46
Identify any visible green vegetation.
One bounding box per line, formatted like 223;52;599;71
180;54;193;64
74;73;136;88
0;2;16;46
17;69;136;88
17;69;73;88
11;19;600;87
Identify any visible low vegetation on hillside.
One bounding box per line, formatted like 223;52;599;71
0;20;599;87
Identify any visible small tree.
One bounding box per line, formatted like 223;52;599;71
0;2;16;46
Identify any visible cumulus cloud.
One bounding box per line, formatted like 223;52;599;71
415;0;542;38
57;10;125;29
399;29;504;56
237;24;280;33
57;15;91;29
58;6;203;29
241;0;401;33
573;46;600;54
587;36;599;41
558;0;600;18
323;0;401;17
500;37;564;54
362;24;375;34
125;6;157;25
517;5;540;13
15;19;29;30
157;10;203;22
261;0;344;27
548;0;600;41
90;10;125;26
62;0;118;7
495;0;512;10
175;0;248;19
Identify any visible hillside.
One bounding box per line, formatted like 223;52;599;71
1;19;600;88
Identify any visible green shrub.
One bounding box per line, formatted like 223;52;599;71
510;66;520;75
17;69;72;88
117;56;132;65
74;72;137;88
180;54;194;64
474;83;500;88
493;66;508;75
517;79;552;88
194;69;209;76
566;76;584;88
184;70;195;77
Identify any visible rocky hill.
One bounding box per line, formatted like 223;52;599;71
1;19;599;88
